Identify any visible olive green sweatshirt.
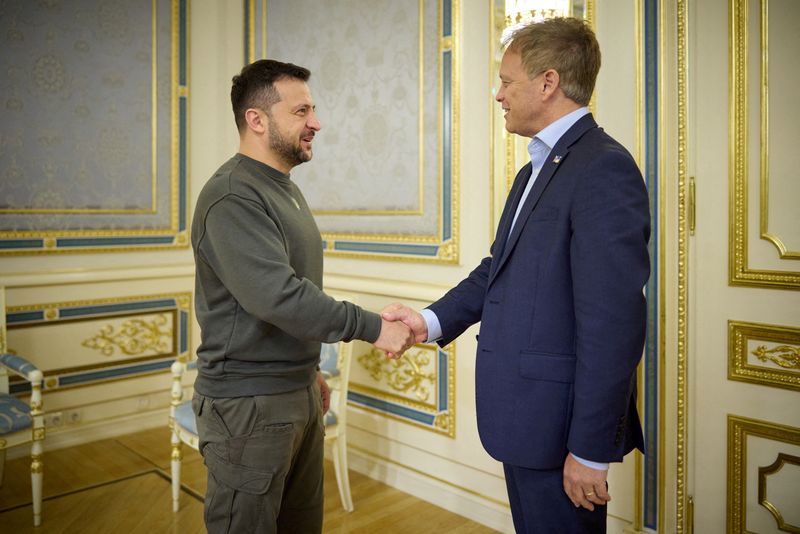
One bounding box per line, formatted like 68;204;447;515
191;154;381;397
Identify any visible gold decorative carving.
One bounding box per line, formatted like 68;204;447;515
753;345;800;369
350;342;455;438
729;321;800;392
758;453;800;533
176;295;191;311
730;0;800;289
82;314;172;357
358;347;436;403
30;454;43;474
32;427;45;441
677;0;689;530
728;415;800;533
171;444;182;462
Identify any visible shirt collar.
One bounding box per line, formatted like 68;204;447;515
527;106;590;161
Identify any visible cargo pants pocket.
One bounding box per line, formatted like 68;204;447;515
203;423;295;534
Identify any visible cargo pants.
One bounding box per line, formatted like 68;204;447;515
192;384;325;534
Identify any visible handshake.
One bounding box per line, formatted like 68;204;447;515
374;303;429;359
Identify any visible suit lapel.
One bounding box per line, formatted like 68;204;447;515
488;114;598;287
489;163;532;280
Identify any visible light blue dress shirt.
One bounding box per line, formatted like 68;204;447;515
421;107;608;471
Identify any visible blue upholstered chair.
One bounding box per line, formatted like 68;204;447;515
0;353;45;527
169;340;354;512
319;340;355;512
168;358;197;512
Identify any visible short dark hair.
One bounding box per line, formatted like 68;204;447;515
230;59;311;131
507;17;600;106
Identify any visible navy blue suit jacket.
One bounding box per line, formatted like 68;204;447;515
429;114;649;469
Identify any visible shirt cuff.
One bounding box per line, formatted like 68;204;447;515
419;308;442;343
570;453;609;471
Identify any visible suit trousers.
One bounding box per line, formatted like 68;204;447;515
504;463;606;533
193;385;325;534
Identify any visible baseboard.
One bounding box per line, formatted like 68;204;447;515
348;447;515;533
7;408;169;460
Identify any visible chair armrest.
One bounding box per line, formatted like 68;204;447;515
0;353;43;384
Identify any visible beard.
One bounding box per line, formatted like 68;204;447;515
268;120;312;169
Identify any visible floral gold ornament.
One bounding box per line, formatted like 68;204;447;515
729;320;800;392
358;348;436;403
753;345;800;369
82;314;172;357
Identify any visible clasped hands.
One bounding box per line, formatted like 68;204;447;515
372;303;428;359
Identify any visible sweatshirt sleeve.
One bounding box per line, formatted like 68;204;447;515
195;193;382;343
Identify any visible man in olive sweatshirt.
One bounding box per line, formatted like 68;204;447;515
191;59;413;534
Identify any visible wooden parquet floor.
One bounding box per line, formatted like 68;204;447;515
0;426;498;533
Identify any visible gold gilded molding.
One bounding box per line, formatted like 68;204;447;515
728;415;800;533
758;0;798;261
676;0;689;530
729;320;800;392
730;0;800;289
82;314;173;357
758;452;800;533
358;347;437;403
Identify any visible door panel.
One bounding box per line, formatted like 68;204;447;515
689;0;800;532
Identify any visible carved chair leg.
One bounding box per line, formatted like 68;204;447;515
171;438;182;512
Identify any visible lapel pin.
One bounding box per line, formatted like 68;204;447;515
552;155;562;164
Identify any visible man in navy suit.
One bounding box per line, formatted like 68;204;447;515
383;17;650;533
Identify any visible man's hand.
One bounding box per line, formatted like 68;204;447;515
563;453;611;511
381;303;428;343
374;318;414;359
316;371;330;415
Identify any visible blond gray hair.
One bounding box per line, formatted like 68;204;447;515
506;17;600;106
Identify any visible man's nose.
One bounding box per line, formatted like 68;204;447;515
308;112;321;131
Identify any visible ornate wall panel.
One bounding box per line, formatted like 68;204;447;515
729;320;800;392
730;0;800;288
728;415;800;533
348;343;455;437
5;293;191;394
244;0;458;263
0;0;189;254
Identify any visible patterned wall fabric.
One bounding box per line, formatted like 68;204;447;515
0;0;183;238
266;0;440;236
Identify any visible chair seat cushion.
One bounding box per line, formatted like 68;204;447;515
324;409;337;427
174;400;197;435
0;393;32;435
